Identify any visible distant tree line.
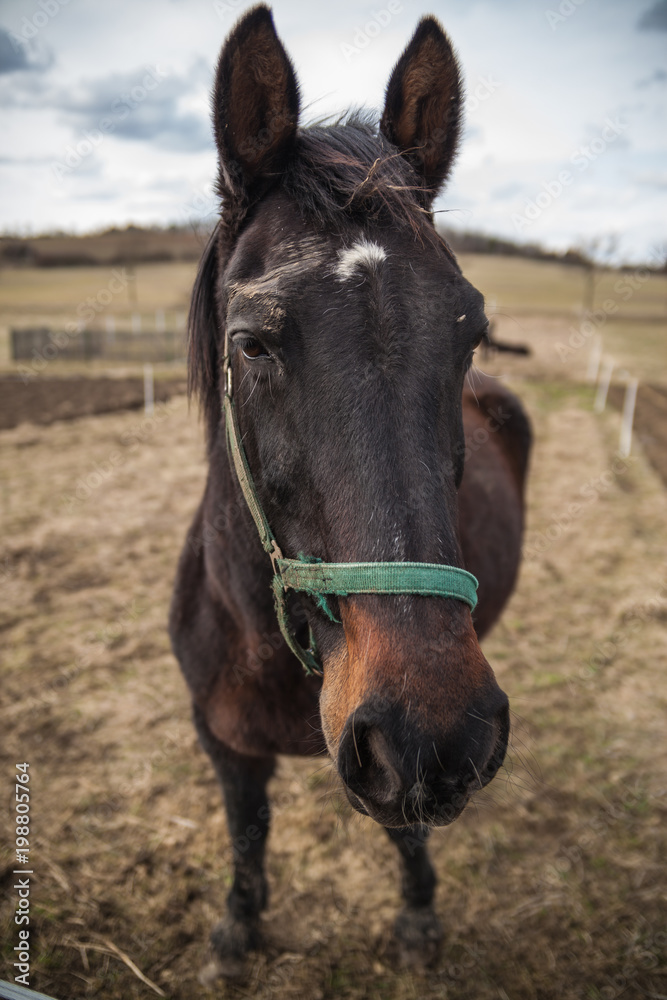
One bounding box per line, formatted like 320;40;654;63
0;223;664;272
438;227;666;274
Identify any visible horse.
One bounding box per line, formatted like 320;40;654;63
169;5;531;974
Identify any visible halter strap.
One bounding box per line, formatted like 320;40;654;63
222;341;478;675
276;558;478;606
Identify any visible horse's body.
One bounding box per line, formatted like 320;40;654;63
170;6;530;973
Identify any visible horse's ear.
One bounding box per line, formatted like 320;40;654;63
213;5;299;202
380;16;462;207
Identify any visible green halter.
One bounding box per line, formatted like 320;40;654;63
222;345;478;675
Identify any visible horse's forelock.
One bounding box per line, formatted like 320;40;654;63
214;114;432;240
283;116;427;234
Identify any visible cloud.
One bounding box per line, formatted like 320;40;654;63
0;27;29;73
0;154;54;165
637;0;667;30
636;68;667;87
0;25;51;73
635;170;667;189
56;66;213;151
0;0;665;260
491;181;525;200
1;61;213;152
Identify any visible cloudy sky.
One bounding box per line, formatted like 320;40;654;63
0;0;665;262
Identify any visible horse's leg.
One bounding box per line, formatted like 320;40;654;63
385;824;442;965
193;704;275;974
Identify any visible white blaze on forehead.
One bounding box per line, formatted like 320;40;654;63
336;239;387;281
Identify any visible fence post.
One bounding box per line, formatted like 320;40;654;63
586;335;602;383
594;357;615;413
618;377;639;458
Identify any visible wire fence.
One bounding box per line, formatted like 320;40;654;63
11;312;187;365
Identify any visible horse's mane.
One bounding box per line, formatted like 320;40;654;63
188;112;452;444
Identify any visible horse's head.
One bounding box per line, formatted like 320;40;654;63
192;6;509;828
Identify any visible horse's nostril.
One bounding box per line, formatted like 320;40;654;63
339;718;406;805
338;713;409;806
366;727;393;770
337;691;510;828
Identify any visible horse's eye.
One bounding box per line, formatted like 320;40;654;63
239;337;269;361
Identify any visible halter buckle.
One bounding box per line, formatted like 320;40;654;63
269;540;284;575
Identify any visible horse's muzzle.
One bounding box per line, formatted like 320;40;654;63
336;691;509;828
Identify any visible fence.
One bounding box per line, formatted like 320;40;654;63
11;314;187;365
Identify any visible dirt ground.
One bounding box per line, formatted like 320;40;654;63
1;311;666;1000
0;375;187;430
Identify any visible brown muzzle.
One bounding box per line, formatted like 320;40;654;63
320;595;509;827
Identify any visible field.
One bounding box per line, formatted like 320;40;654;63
1;254;666;1000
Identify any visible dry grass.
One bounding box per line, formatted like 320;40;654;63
1;260;667;999
458;253;667;319
0;261;198;365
